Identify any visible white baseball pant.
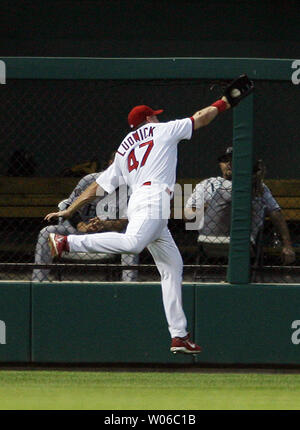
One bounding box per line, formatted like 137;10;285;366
67;187;188;338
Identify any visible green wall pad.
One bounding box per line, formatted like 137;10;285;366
32;283;195;364
0;282;31;362
194;284;300;365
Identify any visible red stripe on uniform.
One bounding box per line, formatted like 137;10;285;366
190;117;195;134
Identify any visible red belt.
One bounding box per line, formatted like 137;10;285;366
142;181;152;186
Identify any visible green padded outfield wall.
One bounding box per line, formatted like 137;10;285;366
1;281;300;365
31;282;195;364
194;284;300;365
0;282;31;362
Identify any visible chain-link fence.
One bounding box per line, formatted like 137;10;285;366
251;80;300;283
0;73;299;283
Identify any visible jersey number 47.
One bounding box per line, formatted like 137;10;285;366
128;140;154;173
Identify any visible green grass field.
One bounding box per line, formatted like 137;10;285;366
0;369;300;410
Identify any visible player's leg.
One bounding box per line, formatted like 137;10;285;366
53;189;170;257
66;215;164;256
147;227;187;338
147;227;202;354
32;223;77;282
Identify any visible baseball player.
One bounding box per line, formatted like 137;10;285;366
44;76;253;354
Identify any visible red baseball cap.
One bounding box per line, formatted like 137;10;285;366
128;105;164;128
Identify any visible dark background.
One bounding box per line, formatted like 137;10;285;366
0;0;299;179
1;0;299;58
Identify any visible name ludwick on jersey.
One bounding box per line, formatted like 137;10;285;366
117;126;156;156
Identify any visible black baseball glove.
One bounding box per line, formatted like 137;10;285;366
223;74;254;107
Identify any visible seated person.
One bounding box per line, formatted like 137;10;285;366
32;172;102;282
185;147;295;265
33;156;138;282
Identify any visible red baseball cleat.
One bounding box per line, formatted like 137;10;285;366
48;233;69;258
170;333;202;355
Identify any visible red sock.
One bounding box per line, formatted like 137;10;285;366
65;237;70;252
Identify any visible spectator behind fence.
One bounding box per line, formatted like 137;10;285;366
32;171;101;281
185;147;295;265
32;156;138;282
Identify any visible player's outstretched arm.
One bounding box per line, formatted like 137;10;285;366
44;181;104;222
192;96;230;130
193;74;255;130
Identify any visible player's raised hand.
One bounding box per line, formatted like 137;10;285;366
223;74;254;107
221;96;231;110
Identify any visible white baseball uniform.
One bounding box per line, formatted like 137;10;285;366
68;118;194;338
